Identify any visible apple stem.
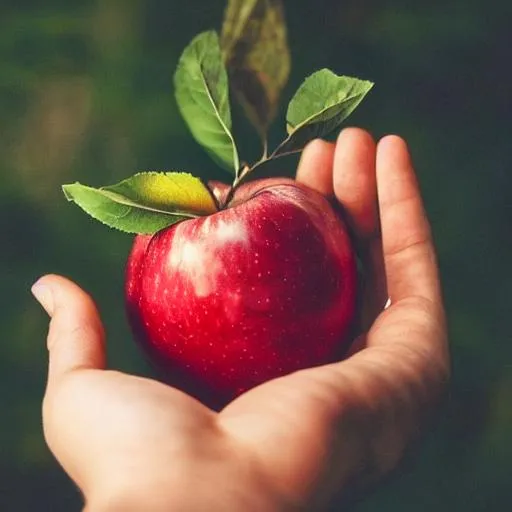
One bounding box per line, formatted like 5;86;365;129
236;164;251;184
225;164;251;206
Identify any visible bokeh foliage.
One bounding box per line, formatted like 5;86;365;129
1;0;511;509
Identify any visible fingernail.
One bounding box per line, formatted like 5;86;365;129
31;280;54;316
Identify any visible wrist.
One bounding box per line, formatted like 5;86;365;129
82;471;184;512
84;488;176;512
82;471;289;512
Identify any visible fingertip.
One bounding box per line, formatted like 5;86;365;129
39;275;106;380
376;134;419;209
36;274;100;316
377;135;411;164
32;277;55;316
298;138;335;169
296;138;335;196
304;138;333;153
378;133;406;145
337;126;375;146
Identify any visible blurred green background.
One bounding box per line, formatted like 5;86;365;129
1;0;510;510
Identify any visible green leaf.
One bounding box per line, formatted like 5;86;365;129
174;31;239;174
62;172;218;234
221;0;290;139
275;69;374;155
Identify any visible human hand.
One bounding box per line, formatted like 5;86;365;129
33;129;449;511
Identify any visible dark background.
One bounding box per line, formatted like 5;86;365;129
1;0;511;510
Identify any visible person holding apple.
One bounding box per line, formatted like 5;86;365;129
32;129;449;511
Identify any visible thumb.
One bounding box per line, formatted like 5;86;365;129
32;274;106;386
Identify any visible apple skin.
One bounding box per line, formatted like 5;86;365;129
125;178;357;407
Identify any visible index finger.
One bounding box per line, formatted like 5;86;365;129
376;136;441;303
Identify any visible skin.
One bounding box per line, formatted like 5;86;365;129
33;129;449;511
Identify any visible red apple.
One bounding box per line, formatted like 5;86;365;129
125;177;357;407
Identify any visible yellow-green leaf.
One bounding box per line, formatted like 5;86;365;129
221;0;290;138
62;172;218;234
174;31;239;174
